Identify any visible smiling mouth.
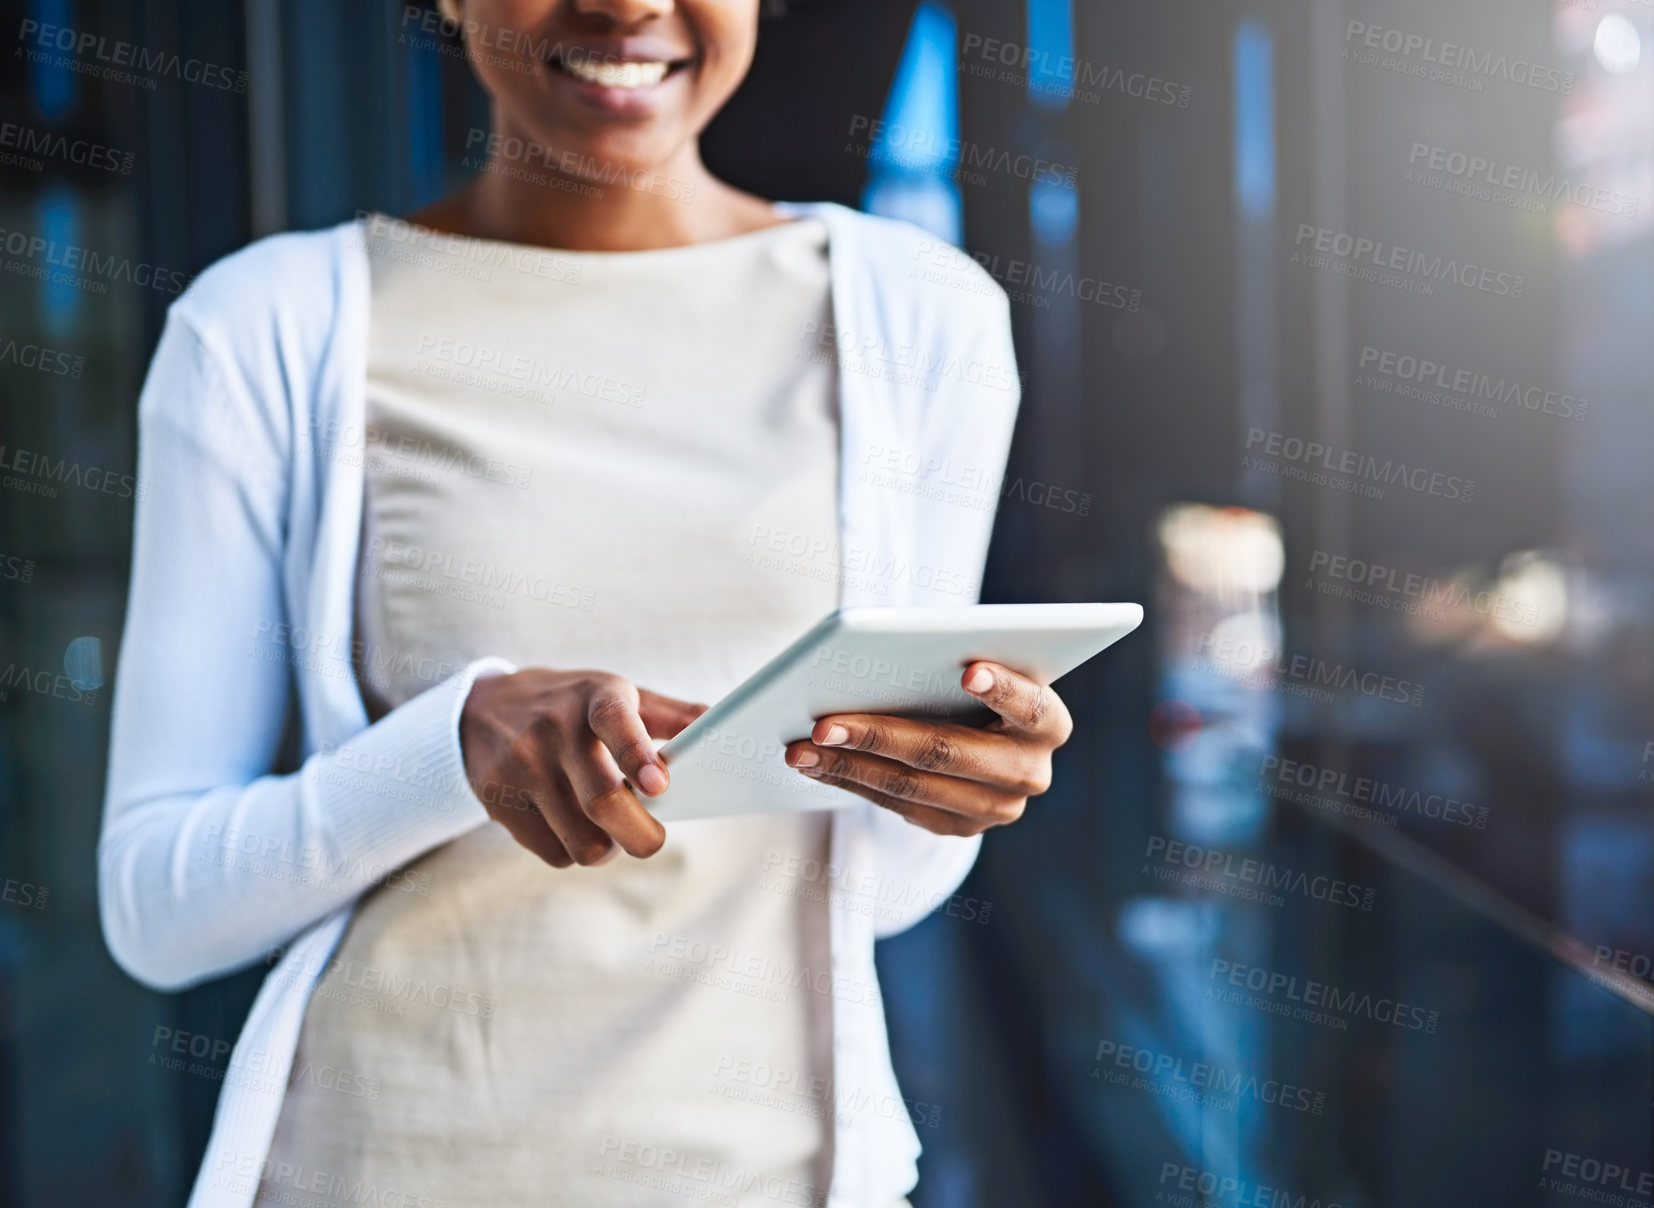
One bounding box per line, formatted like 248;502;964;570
550;54;690;89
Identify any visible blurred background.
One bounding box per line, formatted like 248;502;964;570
2;0;1653;1204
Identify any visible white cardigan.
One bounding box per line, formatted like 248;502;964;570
101;201;1020;1208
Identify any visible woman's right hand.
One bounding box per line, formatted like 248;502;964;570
458;669;708;869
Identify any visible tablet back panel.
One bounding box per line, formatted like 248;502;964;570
649;603;1142;822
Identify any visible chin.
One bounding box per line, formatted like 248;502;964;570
549;133;682;188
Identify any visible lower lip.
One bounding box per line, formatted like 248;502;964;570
549;62;690;117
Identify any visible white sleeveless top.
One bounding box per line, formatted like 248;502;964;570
256;215;842;1208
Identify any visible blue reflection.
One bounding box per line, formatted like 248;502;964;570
38;186;81;335
1030;175;1077;248
64;636;103;693
26;0;75;118
1026;0;1074;111
1233;20;1275;220
406;31;445;206
862;1;962;244
870;2;958;175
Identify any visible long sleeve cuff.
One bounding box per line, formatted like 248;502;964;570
316;656;520;861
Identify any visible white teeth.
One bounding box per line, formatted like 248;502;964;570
558;57;670;88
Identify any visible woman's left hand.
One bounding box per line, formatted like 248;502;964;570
784;662;1073;836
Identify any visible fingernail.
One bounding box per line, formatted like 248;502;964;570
966;667;995;694
636;763;668;796
792;747;821;768
819;724;850;746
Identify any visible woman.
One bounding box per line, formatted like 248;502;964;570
100;1;1072;1204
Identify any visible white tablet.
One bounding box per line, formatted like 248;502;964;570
649;602;1143;822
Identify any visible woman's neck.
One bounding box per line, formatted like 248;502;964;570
409;138;786;253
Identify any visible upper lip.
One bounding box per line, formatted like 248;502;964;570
549;38;695;68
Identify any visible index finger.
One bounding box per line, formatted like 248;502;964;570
561;739;665;860
587;687;672;797
959;662;1073;741
577;686;671;858
805;713;997;779
637;688;709;740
